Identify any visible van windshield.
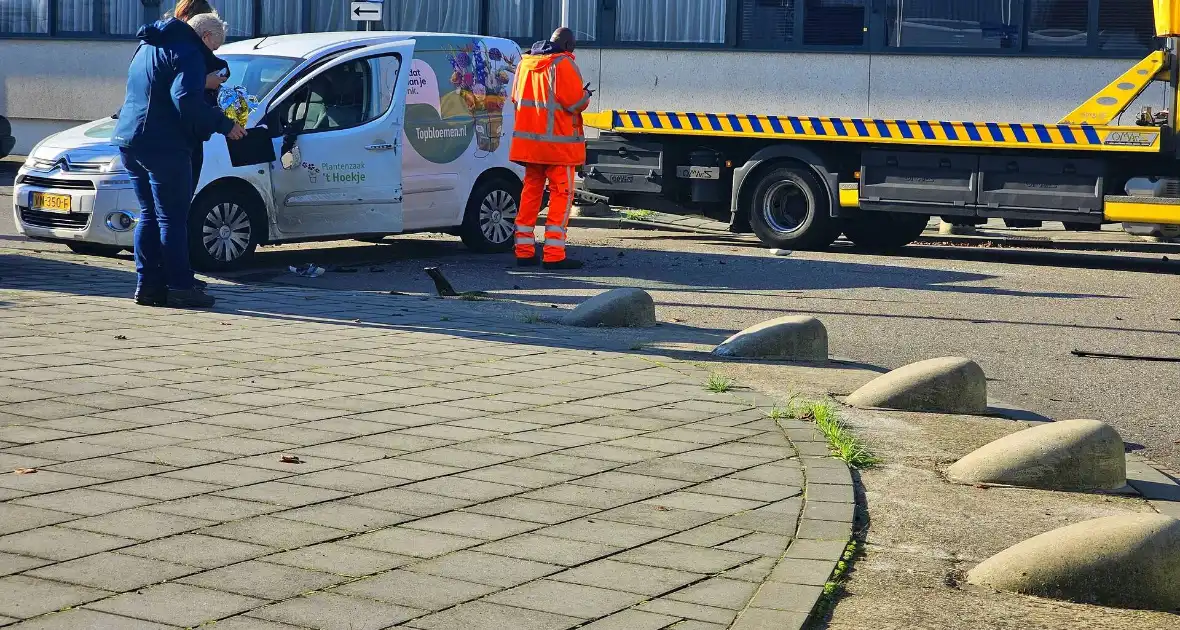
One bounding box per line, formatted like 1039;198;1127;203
221;54;300;99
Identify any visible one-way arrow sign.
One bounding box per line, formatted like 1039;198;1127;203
351;1;382;21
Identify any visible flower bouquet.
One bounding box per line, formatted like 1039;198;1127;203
218;85;259;129
447;43;517;152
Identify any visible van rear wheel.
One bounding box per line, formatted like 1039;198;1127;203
460;177;521;253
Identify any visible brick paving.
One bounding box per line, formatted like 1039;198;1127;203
0;250;854;629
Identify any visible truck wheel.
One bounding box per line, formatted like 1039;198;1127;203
460;176;521;253
188;187;264;271
1062;221;1100;232
66;242;124;257
843;212;930;251
747;166;839;250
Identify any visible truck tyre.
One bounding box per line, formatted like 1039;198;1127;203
1062;221;1100;232
747;165;840;250
66;242;124;257
188;186;264;271
843;212;930;251
460;176;521;253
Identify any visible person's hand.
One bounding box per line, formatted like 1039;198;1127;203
225;123;247;141
206;72;227;90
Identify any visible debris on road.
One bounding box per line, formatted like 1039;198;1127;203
1071;349;1180;363
279;454;303;464
769;248;793;256
425;267;459;297
289;263;325;278
13;468;37;475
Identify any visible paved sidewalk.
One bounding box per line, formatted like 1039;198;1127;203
0;250;853;630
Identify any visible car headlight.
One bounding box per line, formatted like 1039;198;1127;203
103;154;127;173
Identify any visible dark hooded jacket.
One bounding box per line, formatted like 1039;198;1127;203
112;18;232;153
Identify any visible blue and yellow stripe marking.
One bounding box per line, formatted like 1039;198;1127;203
587;110;1163;153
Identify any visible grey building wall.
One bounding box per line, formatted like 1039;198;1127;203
0;38;1151;155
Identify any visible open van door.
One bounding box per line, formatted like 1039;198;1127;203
265;40;415;238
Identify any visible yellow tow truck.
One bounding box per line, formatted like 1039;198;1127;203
578;1;1180;251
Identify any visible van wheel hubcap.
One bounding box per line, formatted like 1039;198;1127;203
480;189;518;244
202;202;252;262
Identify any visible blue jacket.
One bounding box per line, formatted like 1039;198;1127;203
112;18;232;153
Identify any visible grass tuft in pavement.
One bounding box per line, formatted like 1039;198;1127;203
808;538;862;626
621;208;655;221
706;373;735;393
771;396;879;468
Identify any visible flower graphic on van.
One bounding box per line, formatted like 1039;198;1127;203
446;41;517;152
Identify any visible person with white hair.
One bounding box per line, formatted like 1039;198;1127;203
185;10;231;213
111;9;245;308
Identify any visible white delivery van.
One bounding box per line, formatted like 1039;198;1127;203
12;32;525;270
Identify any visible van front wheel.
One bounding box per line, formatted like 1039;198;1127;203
460;177;521;253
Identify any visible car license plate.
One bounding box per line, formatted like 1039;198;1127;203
31;192;72;213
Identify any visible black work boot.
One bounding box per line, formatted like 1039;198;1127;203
134;286;167;307
516;256;540;267
542;258;584;271
167;287;216;309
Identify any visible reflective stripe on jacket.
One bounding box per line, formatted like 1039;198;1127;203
509;50;589;166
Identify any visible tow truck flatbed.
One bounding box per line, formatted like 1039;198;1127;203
582;111;1164;154
576;34;1180;252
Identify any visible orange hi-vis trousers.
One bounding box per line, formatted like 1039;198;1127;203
515;163;575;263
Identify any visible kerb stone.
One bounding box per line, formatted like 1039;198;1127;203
947;419;1126;491
562;288;656;328
846;356;986;414
712;316;827;361
967;513;1180;612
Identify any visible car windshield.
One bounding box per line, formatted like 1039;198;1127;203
221;54;300;99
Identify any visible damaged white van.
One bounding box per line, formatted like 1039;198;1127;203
13;32;525;270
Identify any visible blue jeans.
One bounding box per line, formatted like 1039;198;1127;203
122;147;195;291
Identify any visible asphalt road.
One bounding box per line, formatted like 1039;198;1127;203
4;158;1180;470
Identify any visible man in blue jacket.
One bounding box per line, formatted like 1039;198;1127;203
112;17;245;308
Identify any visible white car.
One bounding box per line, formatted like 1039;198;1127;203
13;31;525;270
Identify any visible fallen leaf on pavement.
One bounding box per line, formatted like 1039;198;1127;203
13;468;37;475
279;455;303;464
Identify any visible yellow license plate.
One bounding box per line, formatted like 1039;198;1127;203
32;192;72;213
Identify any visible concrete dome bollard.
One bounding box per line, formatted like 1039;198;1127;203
562;288;656;328
712;315;828;360
967;513;1180;611
947;419;1126;491
846;357;986;414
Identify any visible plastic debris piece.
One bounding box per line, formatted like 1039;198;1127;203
769;248;793;256
289;264;325;278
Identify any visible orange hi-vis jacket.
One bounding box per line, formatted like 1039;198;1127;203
509;49;591;166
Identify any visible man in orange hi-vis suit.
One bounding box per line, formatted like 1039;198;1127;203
510;27;593;270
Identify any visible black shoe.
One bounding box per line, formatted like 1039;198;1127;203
134;287;167;307
516;257;540;267
167;288;216;309
542;258;584;271
193;278;208;290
